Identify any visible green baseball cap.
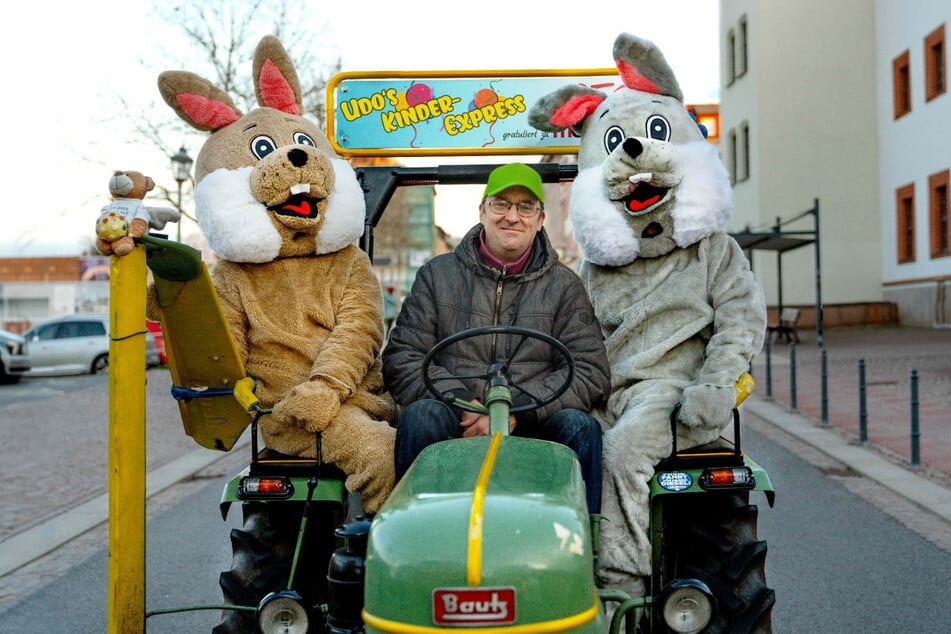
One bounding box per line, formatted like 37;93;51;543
483;163;544;204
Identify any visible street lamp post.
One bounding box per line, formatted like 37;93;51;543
170;146;193;242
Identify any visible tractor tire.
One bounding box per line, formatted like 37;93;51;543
212;501;341;634
663;492;774;633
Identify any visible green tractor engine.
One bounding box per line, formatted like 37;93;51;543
363;433;604;633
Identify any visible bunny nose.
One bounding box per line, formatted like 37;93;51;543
288;148;308;167
623;138;643;159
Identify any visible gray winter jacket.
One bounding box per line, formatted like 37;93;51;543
382;224;611;427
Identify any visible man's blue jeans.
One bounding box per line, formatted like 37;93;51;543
394;399;603;514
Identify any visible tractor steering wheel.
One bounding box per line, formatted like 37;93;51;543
421;325;575;414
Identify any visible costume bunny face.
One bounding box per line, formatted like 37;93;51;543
529;33;733;265
157;36;364;263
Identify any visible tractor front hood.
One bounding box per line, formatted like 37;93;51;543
363;434;604;633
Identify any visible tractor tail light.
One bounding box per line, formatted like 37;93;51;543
238;476;294;499
699;466;754;490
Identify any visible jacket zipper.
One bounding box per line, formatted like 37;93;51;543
491;269;505;350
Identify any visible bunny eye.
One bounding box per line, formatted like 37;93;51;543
646;115;671;141
293;132;316;147
250;135;277;159
604;126;625;154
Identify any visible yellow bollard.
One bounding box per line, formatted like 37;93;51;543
106;245;147;634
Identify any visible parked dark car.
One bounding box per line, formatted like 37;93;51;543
21;314;161;376
0;328;30;384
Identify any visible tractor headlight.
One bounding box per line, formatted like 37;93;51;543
660;579;715;634
257;590;310;634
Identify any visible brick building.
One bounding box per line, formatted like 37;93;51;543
0;255;110;333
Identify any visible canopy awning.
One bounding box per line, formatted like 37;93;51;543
730;230;815;253
730;208;823;347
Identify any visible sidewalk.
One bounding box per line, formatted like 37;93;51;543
750;325;951;483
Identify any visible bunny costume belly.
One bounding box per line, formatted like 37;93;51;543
582;232;766;585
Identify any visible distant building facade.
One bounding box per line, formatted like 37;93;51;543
0;256;109;332
720;0;949;327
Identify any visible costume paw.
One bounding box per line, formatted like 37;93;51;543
321;409;397;514
347;390;397;423
272;379;342;432
677;383;734;429
345;425;396;514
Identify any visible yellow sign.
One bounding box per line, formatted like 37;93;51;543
326;69;619;157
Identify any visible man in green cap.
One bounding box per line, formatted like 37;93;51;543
382;162;611;515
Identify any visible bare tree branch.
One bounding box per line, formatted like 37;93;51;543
116;0;339;240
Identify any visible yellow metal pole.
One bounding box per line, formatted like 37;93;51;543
106;245;147;634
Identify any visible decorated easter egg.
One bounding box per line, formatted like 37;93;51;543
96;211;129;241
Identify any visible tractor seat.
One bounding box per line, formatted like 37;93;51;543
656;436;745;471
250;447;347;479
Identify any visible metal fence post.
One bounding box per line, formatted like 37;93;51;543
858;359;867;444
789;342;797;410
910;369;920;466
820;348;828;424
765;337;772;400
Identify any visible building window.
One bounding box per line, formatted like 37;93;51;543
925;24;946;102
930;169;950;258
726;28;736;86
896;183;915;263
728;129;737;185
893;50;912;119
737;16;749;78
738;122;750;181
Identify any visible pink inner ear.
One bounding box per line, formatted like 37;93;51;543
258;59;301;115
616;59;661;94
550;94;605;129
176;93;241;130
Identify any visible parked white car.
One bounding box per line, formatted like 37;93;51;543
22;314;161;376
0;328;30;384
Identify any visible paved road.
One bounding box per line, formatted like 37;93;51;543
1;407;949;631
0;368;248;612
0;369;201;545
1;325;949;616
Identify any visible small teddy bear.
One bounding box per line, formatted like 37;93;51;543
96;170;179;256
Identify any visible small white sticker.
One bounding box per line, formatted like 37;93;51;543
657;471;693;492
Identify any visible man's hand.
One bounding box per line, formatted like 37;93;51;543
459;399;516;437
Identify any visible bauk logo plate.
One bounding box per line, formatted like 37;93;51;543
433;587;516;626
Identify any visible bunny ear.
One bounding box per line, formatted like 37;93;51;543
157;71;242;132
613;32;684;102
529;84;606;133
252;35;302;115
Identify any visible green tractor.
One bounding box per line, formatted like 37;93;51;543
140;162;774;634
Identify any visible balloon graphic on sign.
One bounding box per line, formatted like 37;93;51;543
474;88;498;108
406;83;434;106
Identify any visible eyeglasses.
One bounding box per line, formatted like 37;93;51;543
484;198;542;218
